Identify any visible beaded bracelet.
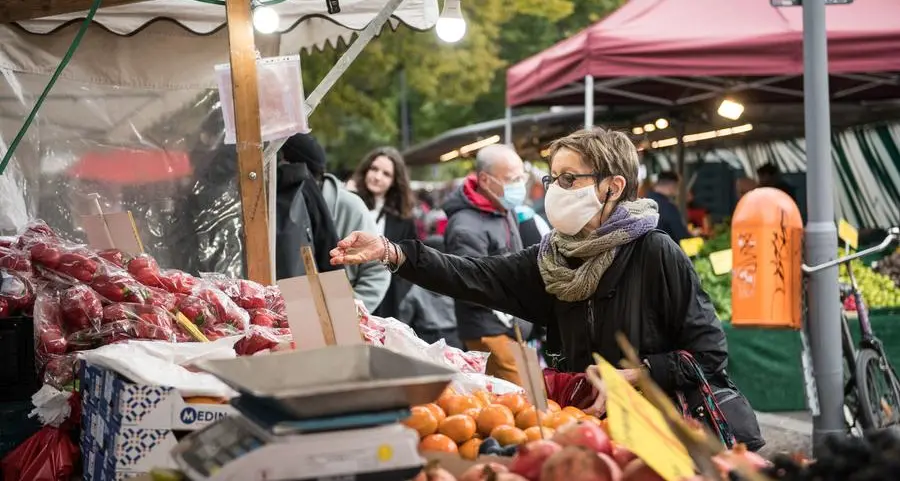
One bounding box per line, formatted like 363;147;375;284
380;235;390;265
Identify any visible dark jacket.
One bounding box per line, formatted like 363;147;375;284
372;211;417;319
274;163;342;279
395;230;726;390
646;191;691;243
442;176;525;340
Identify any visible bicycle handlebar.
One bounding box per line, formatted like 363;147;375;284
801;226;900;274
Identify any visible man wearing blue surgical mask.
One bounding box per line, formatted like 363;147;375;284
441;144;531;385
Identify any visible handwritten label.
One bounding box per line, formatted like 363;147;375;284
508;341;548;412
679;237;705;257
596;356;695;481
838;219;859;249
708;249;733;276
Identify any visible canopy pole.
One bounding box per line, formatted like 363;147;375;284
504;107;513;146
802;0;842;453
676;122;687;218
584;75;595;129
225;0;271;284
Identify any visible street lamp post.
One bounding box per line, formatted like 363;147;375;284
802;0;843;453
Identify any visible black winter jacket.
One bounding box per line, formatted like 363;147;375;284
395;230;728;393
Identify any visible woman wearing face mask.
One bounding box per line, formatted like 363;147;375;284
351;147;418;319
331;129;763;450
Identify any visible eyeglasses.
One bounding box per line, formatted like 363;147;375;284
542;173;599;190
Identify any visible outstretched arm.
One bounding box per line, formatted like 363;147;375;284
395;239;553;326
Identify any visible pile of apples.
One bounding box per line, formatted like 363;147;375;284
408;389;769;481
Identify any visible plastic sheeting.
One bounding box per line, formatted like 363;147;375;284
0;22;283;278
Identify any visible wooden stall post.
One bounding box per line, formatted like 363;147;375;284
224;0;272;284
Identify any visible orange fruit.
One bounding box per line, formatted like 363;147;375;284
514;406;542;430
491;425;528;446
473;391;494;407
562;406;586;419
459;438;483;460
582;415;603;426
547;400;562;413
495;393;527;415
438;414;477;444
524;426;555;441
402;406;438;438
462;407;482;419
418;434;459;454
441;395;482;416
477;404;515;437
423;403;446;425
542;411;578;429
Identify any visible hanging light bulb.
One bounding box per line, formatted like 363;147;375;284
436;0;467;43
252;3;280;34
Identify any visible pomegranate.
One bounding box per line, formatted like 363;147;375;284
459;463;511;481
552;421;613;455
712;443;769;477
413;460;457;481
540;446;622;481
621;459;664;481
510;440;563;480
611;444;638;469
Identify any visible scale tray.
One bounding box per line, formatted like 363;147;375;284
194;345;455;419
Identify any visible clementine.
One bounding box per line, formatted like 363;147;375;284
423;403;447;425
441;395;482;416
462;407;482;420
490;425;528;447
438;414;477;444
477;404;515;437
562;406;587;419
418;434;459;454
402;406;438;438
514;406;539;430
473;391;494;407
582;415;603;426
494;393;527;415
458;438;483;460
546;400;562;413
524;426;555;442
542;411;577;430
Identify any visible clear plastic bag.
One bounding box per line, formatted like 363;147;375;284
0;268;35;318
127;253;198;295
233;325;292;357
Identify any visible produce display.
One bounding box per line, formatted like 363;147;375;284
839;256;900;310
409;388;769;481
0;220;290;388
874;251;900;287
692;226;732;321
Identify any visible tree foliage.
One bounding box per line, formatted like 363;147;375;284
301;0;626;174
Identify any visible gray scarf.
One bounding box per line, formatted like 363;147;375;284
538;199;660;302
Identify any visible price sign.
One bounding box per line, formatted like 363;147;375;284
508;340;549;412
838;219;859;249
679;237;705;258
709;249;733;276
596;356;694;481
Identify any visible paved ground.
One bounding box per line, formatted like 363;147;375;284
756;411;813;457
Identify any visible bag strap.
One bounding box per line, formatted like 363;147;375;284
675;350;737;448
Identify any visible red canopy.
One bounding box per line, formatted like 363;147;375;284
506;0;900;107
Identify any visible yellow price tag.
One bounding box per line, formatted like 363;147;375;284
838;219;859;249
596;356;695;481
679;237;704;257
708;249;733;276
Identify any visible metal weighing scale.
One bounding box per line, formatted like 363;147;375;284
171;345;456;481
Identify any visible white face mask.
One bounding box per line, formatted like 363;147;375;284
544;183;604;235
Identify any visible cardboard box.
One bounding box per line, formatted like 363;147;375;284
421;451;513;477
80;361;236;480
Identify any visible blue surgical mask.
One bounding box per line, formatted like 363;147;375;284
501;181;527;209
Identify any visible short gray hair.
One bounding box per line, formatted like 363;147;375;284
548;128;640;201
475;144;517;174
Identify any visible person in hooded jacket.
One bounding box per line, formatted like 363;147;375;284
440;144;532;385
329;128;764;450
278;134;389;312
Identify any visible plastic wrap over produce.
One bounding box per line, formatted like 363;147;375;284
0;24;281;279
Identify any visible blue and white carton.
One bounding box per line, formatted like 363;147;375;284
80;361;236;480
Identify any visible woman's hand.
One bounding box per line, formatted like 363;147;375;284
583;365;645;417
330;231;386;266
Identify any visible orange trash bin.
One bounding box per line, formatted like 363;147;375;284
731;187;803;329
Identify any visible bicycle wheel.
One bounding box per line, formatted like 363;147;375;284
855;348;900;430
